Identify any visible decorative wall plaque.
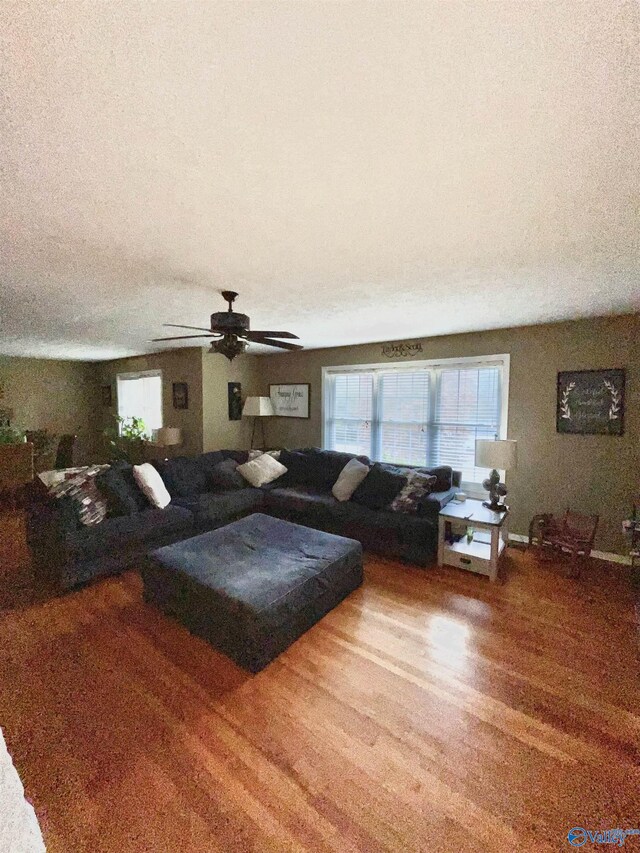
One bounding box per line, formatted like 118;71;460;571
557;369;625;435
381;342;423;359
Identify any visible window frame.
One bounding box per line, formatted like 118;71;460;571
116;369;164;439
322;354;510;494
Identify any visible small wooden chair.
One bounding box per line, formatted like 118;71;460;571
529;509;599;577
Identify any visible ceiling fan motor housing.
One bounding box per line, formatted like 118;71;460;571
210;311;250;332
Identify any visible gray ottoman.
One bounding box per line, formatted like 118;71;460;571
142;513;363;672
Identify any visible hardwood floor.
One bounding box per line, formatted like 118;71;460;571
0;549;638;852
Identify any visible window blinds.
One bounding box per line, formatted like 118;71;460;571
324;358;505;485
117;372;163;438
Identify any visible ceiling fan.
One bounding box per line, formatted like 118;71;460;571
150;291;303;361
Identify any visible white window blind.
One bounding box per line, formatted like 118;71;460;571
326;373;373;456
378;371;430;466
323;356;508;487
116;371;163;438
433;367;501;484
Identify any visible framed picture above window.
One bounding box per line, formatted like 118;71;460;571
172;382;189;411
270;384;310;418
557;369;625;435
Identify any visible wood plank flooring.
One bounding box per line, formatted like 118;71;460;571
0;549;638;852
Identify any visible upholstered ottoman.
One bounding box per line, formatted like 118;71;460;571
142;513;363;672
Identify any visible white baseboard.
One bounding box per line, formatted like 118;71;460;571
508;533;632;566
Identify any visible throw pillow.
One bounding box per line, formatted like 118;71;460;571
95;462;150;516
332;458;370;502
48;465;109;527
415;465;453;492
132;463;171;509
390;472;437;514
208;458;246;491
351;462;407;511
237;454;288;488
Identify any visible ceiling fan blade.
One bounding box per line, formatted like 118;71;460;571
245;330;299;339
150;334;217;342
163;323;215;333
253;338;304;351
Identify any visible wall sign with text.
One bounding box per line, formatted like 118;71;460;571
269;384;310;419
556;369;625;435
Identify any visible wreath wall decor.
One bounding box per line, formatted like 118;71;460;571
556;369;625;435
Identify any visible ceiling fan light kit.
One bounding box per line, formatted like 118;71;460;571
151;291;302;361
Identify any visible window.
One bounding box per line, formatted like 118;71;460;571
116;371;163;438
323;355;509;488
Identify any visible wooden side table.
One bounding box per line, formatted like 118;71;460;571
438;499;509;582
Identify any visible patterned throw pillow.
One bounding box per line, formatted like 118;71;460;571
48;465;109;527
390;471;437;514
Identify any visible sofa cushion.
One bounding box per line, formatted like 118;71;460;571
293;448;371;491
65;505;194;563
351;462;407;510
172;488;264;527
277;450;315;487
154;456;209;498
95;462;149;515
208;458;246;491
263;486;338;516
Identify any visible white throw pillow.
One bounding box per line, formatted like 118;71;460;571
237;454;287;488
132;463;171;509
332;458;370;502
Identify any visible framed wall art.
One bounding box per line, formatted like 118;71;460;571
172;382;189;411
557;369;625;435
269;383;310;419
228;382;242;421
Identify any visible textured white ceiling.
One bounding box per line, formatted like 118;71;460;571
0;1;638;361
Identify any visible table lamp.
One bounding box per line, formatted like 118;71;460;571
475;439;517;512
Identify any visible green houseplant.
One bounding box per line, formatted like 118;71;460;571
0;424;26;445
103;416;147;465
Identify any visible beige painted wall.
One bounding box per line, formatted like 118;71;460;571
0;356;100;464
201;351;262;451
257;315;639;554
96;348;204;457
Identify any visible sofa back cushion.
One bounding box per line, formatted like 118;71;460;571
351;462;407;510
281;448;370;491
208;458;246;491
153;456;209;498
95;462;149;516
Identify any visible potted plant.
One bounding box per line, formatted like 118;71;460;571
103;416;148;465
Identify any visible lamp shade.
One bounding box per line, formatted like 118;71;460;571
475;439;518;471
242;396;274;417
155;427;182;447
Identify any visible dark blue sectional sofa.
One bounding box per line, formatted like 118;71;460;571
27;448;460;593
